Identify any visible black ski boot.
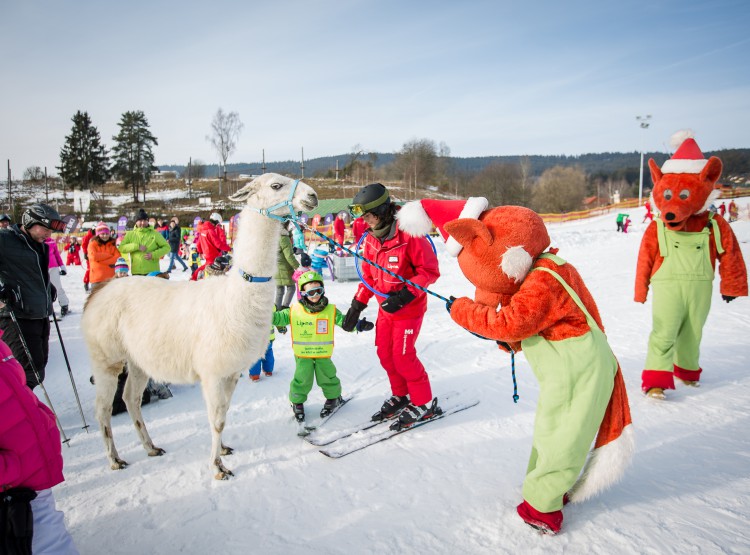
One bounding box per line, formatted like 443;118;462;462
292;403;305;423
371;395;410;422
390;398;441;431
60;305;69;317
320;396;344;418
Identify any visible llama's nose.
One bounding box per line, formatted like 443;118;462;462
665;212;675;221
307;192;319;208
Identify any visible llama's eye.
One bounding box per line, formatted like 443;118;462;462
271;183;283;190
679;189;690;200
663;189;673;200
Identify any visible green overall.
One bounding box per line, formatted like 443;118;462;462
520;254;618;513
644;216;722;373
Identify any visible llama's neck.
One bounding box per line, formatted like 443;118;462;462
231;207;281;278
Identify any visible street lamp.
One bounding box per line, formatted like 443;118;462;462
636;115;652;207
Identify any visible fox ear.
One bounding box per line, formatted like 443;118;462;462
701;156;722;184
444;218;493;249
648;158;662;184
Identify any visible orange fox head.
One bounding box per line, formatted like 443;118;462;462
444;206;550;302
648;139;721;231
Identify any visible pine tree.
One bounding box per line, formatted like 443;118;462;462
111;110;159;203
58;111;111;191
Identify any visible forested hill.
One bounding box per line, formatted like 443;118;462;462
159;148;750;181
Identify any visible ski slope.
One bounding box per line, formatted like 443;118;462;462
41;202;750;554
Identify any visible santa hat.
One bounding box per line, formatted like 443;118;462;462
396;197;489;256
661;130;708;174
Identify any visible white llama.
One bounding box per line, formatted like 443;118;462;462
82;174;318;479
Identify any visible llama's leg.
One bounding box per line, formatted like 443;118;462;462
94;363;128;470
220;373;240;456
124;362;165;458
202;374;239;479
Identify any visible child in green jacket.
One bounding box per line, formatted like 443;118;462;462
272;270;372;423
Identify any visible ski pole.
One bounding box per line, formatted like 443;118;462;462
7;307;70;446
51;312;89;432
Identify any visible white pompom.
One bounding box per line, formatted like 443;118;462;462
670;129;695;150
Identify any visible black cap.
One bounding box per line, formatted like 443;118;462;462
136;209;149;222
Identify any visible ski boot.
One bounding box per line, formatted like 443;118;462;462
389;398;441;431
677;378;700;387
371;395;410;422
263;371;273;377
250;374;260;382
320;396;344;418
60;305;69;317
292;403;305;423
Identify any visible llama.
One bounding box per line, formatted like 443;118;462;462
82;174;318;479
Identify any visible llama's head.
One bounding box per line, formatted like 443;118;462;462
229;173;318;216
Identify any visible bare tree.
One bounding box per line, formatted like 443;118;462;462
207;108;243;195
23;166;44;183
531;166;587;213
469;162;525;207
394;138;438;198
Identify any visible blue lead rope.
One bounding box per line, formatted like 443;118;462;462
286;217;520;402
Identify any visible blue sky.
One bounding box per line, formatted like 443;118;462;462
2;0;749;175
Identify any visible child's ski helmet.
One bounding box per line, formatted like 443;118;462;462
298;270;324;289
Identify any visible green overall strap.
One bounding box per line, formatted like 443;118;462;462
533;254;599;330
707;212;724;255
656;219;669;257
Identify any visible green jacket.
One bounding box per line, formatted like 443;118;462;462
275;234;299;286
118;226;171;275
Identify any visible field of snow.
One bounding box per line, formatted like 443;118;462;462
41;203;750;554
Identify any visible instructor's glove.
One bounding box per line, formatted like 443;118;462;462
380;287;416;314
300;252;312;267
355;317;374;332
0;487;37;555
59;267;67;276
722;295;737;303
0;283;22;310
50;285;57;303
342;299;367;332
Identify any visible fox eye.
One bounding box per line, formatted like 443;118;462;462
663;189;673;200
679;189;690;200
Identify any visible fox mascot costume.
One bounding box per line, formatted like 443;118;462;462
636;131;747;399
397;199;633;535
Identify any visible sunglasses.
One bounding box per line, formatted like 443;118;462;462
301;286;324;298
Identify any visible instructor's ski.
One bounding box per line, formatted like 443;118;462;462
305;391;462;447
318;400;479;458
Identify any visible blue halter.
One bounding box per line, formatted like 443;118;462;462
253;179;300;223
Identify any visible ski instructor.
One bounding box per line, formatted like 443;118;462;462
0;203;65;389
341;183;440;429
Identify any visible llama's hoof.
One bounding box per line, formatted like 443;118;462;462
646;387;666;400
148;447;166;457
111;458;128;470
214;466;235;480
221;445;234;456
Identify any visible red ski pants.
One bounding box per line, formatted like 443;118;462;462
374;312;432;406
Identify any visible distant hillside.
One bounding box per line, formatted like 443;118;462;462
159;148;750;183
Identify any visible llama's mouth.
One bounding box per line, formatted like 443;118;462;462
299;200;318;211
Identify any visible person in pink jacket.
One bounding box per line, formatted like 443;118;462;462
341;184;440;430
45;237;69;317
0;330;78;554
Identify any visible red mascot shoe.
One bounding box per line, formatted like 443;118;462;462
517;500;563;535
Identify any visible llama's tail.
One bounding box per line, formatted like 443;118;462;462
568;367;634;503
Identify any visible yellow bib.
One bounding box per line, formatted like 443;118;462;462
290;303;336;358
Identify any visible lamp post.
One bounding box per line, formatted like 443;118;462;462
636;114;652;207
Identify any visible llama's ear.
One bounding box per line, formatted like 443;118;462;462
229;180;260;202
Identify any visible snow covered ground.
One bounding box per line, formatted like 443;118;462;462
41;202;750;554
